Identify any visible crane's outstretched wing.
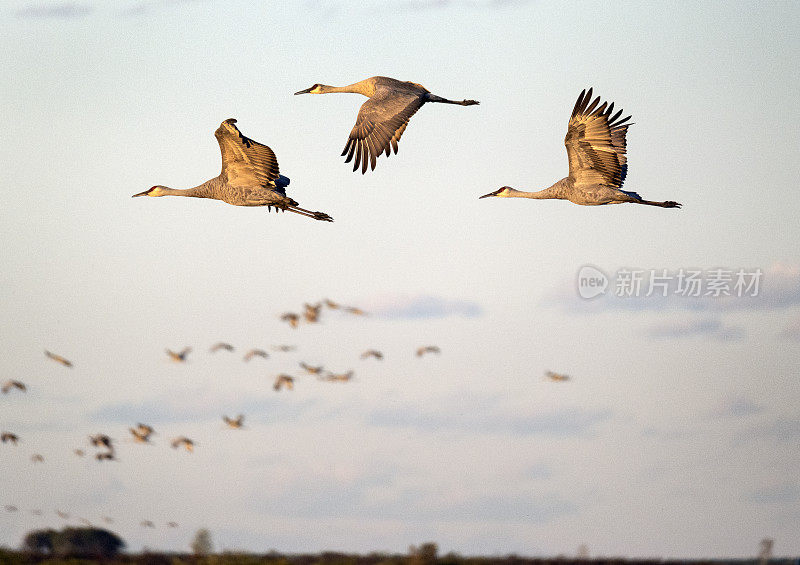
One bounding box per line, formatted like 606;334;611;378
215;119;281;187
342;88;425;174
564;88;632;188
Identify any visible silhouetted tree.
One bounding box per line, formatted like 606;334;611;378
22;527;123;557
22;528;57;553
409;543;438;565
191;528;214;556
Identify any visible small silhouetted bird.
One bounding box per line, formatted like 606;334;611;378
223;414;244;429
322;370;354;382
243;348;269;362
416;346;440;357
171;437;194;452
281;312;300;328
360;349;383;360
45;350;72;367
1;432;19;444
274;374;295;391
166;347;191;362
299;362;323;375
210;342;234;353
545;371;571;382
1;380;26;394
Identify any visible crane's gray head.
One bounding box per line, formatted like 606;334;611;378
479;186;514;199
294;83;324;95
132;185;167;197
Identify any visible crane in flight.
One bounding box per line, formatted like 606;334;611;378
479;88;681;208
295;76;479;173
134;119;333;221
45;350;73;367
2;380;26;394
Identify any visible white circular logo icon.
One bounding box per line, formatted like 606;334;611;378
577;265;608;299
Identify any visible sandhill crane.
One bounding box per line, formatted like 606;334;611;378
416;345;440;357
223;414;244;429
74;449;85;457
243;348;269;362
1;432;19;444
141;520;155;528
303;302;322;323
210;342;234;353
345;306;366;316
45;350;72;367
4;505;18;512
171;436;194;452
134;119;333;221
274;374;294;391
272;344;296;352
360;349;383;360
321;370;354;382
31;454;44;463
479;88;681;208
96;451;115;461
295;76;479;173
281;312;300;328
166;347;191;362
324;299;341;309
1;380;26;394
299;362;323;375
129;427;152;444
89;434;112;449
545;371;571;382
167;521;179;528
136;423;155;436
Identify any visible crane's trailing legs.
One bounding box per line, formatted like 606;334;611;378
425;94;479;106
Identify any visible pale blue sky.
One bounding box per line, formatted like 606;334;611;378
1;0;799;558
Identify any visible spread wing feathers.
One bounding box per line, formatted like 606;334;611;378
215;119;281;187
565;88;632;188
341;89;425;174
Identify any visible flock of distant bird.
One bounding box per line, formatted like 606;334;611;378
2;288;574;534
133;76;681;219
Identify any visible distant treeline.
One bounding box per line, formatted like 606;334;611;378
2;548;799;565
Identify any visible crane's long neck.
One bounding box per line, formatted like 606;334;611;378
318;80;375;97
507;178;570;200
159;178;220;199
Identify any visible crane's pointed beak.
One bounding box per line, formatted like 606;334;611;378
479;189;502;199
294;87;314;95
132;189;151;197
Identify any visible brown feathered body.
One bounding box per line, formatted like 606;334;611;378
480;88;680;208
135;120;332;221
295;76;478;174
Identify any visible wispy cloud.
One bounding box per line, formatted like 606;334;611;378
15;2;92;19
366;294;483;320
120;0;200;17
88;395;320;426
781;312;800;340
707;395;764;419
647;316;744;341
367;398;610;437
397;0;531;10
749;482;800;504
